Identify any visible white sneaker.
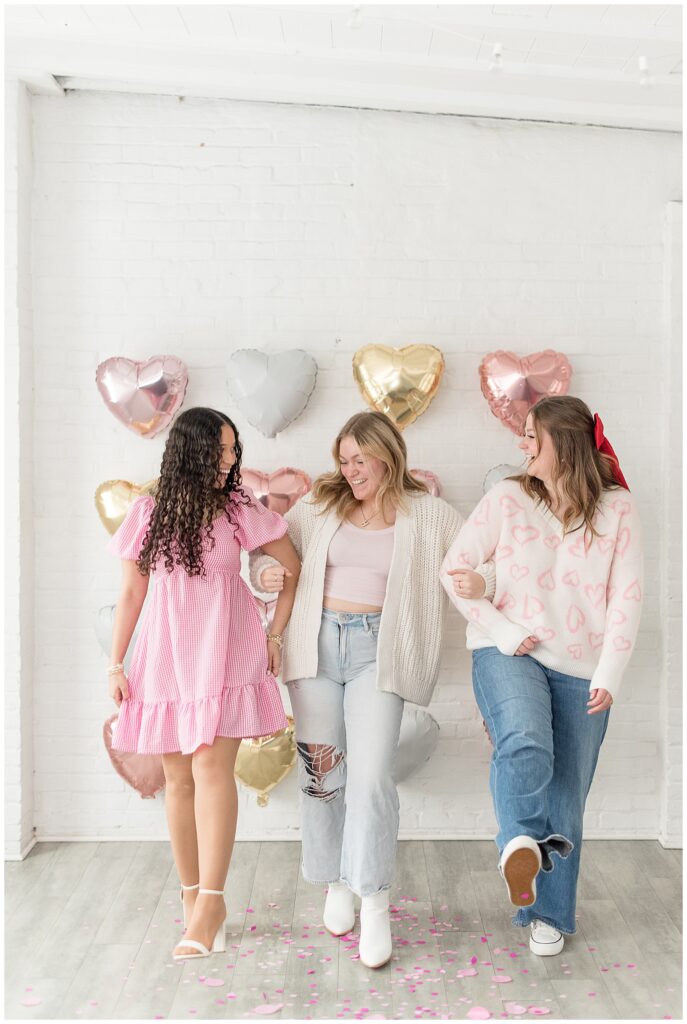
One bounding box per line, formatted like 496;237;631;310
498;836;542;907
323;881;355;936
529;919;565;956
358;889;392;969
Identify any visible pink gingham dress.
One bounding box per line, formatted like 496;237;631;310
108;491;288;755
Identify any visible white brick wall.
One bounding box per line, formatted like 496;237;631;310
659;201;682;848
14;89;683;846
5;78;36;859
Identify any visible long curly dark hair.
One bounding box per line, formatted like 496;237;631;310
137;407;250;577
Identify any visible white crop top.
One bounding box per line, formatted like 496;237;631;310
323;520;395;607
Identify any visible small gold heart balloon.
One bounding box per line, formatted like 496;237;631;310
95;478;158;535
352;345;445;429
234;717;296;807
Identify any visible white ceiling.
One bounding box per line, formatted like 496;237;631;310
5;3;683;130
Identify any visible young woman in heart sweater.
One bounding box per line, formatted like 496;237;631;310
441;395;643;957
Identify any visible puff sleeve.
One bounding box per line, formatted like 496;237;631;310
108;496;155;561
230;490;288;552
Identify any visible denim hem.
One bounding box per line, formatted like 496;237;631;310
340;877;391;898
512;909;576;936
302;874;343;888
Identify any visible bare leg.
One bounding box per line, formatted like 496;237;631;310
174;737;242;955
162;751;199;923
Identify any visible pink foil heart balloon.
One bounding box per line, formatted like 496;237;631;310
96;355;188;438
254;595;277;632
241;467;312;515
103;714;165;799
479;350;573;435
410;468;442;497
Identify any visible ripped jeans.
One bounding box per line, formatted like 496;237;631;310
288;610;404;898
472;647;610;934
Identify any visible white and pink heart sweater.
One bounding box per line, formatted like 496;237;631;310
440;480;643;697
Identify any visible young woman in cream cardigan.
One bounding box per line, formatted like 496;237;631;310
251;411;491;969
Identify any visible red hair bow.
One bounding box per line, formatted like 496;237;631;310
593;413;629;490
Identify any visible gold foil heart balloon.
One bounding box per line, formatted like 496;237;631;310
352;345;445;429
95;478;158;535
234;717;296;807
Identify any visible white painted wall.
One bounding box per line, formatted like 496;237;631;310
12;89;682;848
5;78;36;859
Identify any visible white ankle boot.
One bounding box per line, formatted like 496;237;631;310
323;881;355;936
359;889;392;968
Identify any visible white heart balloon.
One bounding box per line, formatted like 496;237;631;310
483;463;522;493
95;604;142;672
394;707;440;783
227;349;318;438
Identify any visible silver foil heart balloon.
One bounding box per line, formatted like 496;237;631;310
227;349;317;438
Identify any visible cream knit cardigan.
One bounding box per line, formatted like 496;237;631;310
249;492;495;707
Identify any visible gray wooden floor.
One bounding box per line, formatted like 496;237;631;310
5;840;682;1021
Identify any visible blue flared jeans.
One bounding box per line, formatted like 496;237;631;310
472;647;610;934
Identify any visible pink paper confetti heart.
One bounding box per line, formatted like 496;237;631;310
252;1004;284;1015
21;998;42;1007
492;975;512;983
203;978;224;987
457;968;477;977
527;1008;551;1016
466;1008;491;1020
504;1003;527;1015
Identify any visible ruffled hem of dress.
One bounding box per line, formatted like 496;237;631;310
111;681;288;755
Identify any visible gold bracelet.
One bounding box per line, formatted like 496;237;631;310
107;663;125;675
266;633;283;649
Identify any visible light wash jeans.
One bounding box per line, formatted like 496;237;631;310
288;610;404;898
472;647;610;934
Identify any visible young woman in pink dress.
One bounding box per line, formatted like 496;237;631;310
107;407;300;961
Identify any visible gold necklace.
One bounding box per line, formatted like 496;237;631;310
359;503;380;528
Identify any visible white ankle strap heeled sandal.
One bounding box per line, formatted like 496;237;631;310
179;882;199;929
173;888;226;961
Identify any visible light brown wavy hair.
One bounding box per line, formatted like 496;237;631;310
514;395;622;542
311;411;427;519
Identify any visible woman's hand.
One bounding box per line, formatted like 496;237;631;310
260;564;292;593
267;639;282;677
587;688;613;715
514;635;538;657
108;669;129;707
446;568;486;599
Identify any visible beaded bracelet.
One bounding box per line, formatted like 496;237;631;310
107;663;125;676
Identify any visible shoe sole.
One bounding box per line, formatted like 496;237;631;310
324;921;355;937
529;936;564;957
359;954;392;969
502;848;539;907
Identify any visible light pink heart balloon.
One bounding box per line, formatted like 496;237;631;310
479;350;572;435
254;596;277;632
103;715;165;799
96;355;188;438
242;467;312;515
410;468;442;497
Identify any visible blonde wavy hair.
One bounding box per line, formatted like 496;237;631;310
311;411;427;519
515;395;622;541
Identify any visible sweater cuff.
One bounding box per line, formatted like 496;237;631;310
589;664;624;700
491;619;534;657
249;552;279;594
475;562;496;601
